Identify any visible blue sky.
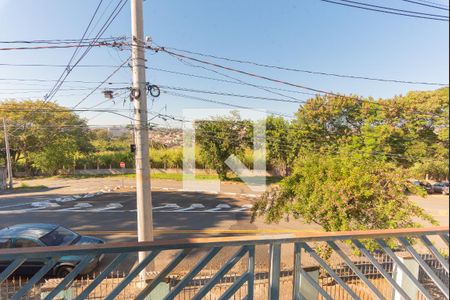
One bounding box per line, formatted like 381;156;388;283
0;0;448;127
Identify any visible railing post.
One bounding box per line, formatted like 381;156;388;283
269;243;281;300
392;255;420;300
293;243;302;300
292;243;320;300
293;243;320;300
247;245;255;300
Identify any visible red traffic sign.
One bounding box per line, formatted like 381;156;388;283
120;162;126;168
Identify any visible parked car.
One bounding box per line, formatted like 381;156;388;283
432;182;449;194
411;180;434;194
0;224;104;277
443;186;449;195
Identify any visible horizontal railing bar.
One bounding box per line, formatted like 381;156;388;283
0;227;447;259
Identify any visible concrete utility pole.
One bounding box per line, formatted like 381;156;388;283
131;0;154;264
2;118;13;189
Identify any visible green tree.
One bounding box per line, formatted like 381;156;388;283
196;113;251;180
252;152;437;232
266;116;291;175
29;137;79;175
0;100;92;175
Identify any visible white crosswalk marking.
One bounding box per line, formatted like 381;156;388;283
205;204;232;212
153;204;181;210
90;203;123;212
56;203;93;212
231;204;253;212
173;204;205;212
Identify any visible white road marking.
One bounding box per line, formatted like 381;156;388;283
31;201;60;208
153;204;181;210
56;203;93;212
231;204;253;212
204;204;232;212
0;206;48;214
173;203;205;212
89;203;123;212
55;196;77;203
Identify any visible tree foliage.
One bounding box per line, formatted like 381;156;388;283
0;100;92;175
252;152;438;232
195;113;252;180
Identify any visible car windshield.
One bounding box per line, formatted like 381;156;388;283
39;226;79;246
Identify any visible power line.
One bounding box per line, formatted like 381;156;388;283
45;0;128;102
0;63;125;68
335;0;449;17
72;58;130;109
163;90;295;118
0;107;135;121
400;0;450;11
159;85;307;104
0;37;123;44
414;0;449;9
152;46;450;111
0;43;116;51
0;78;129;85
319;0;449;21
45;0;106;102
160;46;312;102
153;47;360;100
165;46;449;86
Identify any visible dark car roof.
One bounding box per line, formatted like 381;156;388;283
0;223;59;239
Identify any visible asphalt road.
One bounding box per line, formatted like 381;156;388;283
0;180;322;273
0;177;448;242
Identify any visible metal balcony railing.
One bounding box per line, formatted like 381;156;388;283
0;226;448;300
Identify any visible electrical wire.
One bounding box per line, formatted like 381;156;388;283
71;58;130;109
152;46;450;110
0;37;123;44
0;43;115;51
164;46;449;86
0;78;129;85
334;0;449;17
319;0;449;21
0;63;125;68
159;85;307;104
400;0;449;11
160;46;312;102
45;0;128;102
45;0;105;101
153;47;360;100
414;0;449;9
163;90;295;118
